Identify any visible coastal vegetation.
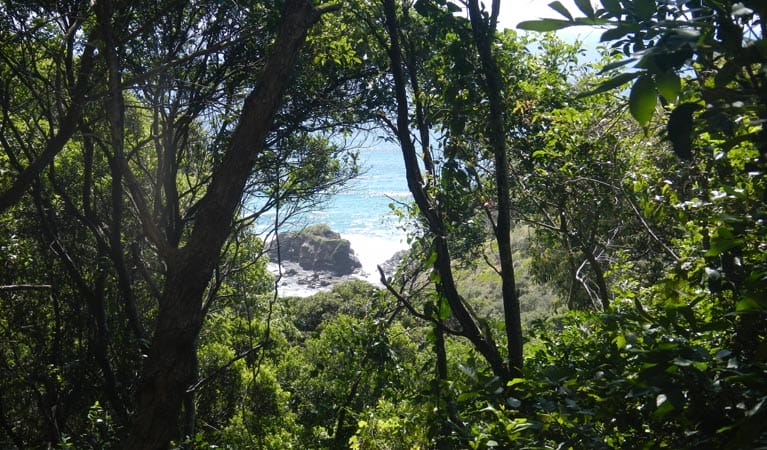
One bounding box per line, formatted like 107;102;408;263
0;0;765;448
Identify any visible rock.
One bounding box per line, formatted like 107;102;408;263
379;249;407;277
269;224;362;276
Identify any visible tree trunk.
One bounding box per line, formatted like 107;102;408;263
584;248;610;310
381;0;511;383
121;1;321;448
467;0;523;377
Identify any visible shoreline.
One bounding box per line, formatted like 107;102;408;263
268;231;408;297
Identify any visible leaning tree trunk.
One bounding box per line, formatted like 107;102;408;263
121;1;322;448
381;0;511;383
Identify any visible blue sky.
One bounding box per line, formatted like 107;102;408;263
498;0;603;57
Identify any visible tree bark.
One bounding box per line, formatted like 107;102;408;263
584;248;610;310
121;1;321;448
467;0;523;377
381;0;511;383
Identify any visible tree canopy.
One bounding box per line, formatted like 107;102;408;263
1;0;765;448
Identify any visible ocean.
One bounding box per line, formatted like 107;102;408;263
260;140;412;293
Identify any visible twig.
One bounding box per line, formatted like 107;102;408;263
377;265;462;336
187;343;265;393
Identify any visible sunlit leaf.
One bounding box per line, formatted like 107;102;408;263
655;71;680;102
654;393;675;418
613;334;628;349
508;378;526;387
629;75;656;126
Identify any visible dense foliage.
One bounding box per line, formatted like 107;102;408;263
1;0;765;448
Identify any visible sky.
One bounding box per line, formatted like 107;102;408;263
497;0;574;27
496;0;603;56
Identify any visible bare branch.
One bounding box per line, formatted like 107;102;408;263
187;344;266;393
377;265;462;336
0;284;52;291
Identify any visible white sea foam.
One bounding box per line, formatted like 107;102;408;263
344;232;409;285
259;143;411;296
266;232;407;297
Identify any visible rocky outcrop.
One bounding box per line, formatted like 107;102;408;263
269;224;361;276
378;249;407;278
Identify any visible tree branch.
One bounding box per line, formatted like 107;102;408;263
0;284;52;291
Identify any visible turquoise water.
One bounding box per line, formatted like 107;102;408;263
303;144;409;238
308;143;412;280
261;141;412;283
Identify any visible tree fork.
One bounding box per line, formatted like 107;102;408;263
121;1;325;448
381;0;511;383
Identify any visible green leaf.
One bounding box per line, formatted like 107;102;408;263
706;227;743;256
415;0;440;17
632;0;656;21
424;301;435;318
578;71;640;97
672;357;693;367
613;334;628;350
600;24;639;41
548;1;573;19
601;0;622;16
414;0;430;16
507;377;526;387
653;393;675;418
429;268;441;283
655;71;680;101
599;56;637;73
573;17;607;26
715;349;732;359
446;1;461;13
667;102;701;159
426;248;438;266
574;0;595;18
736;297;766;313
629;75;657;126
517;19;574;32
437;296;451;320
715;60;740;87
425;327;436;343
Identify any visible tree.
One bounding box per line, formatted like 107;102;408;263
372;0;595;382
521;97;679;310
1;0;367;446
373;0;515;392
519;0;767;445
